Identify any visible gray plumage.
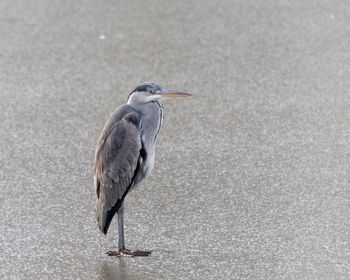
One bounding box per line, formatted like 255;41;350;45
94;101;162;234
94;82;191;256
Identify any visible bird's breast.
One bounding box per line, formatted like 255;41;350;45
133;149;155;186
142;150;155;178
132;101;162;186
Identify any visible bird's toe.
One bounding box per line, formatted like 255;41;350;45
106;249;151;257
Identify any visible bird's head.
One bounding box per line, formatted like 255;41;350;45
127;82;191;105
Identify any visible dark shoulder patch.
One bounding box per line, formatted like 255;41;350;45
124;112;141;128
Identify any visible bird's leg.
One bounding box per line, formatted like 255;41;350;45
117;203;126;252
106;203;151;257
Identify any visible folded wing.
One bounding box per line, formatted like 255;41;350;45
94;110;142;234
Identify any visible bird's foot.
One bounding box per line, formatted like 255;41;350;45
106;249;151;257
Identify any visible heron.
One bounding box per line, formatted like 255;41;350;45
94;82;191;257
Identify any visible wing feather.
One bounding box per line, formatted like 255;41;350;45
94;108;142;234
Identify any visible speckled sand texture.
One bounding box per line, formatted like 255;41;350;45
0;0;349;279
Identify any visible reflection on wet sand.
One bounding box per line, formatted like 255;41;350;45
98;260;148;280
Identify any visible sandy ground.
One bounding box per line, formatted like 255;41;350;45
1;0;349;279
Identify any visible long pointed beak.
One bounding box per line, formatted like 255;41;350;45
156;89;192;99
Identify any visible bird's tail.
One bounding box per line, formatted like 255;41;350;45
96;199;108;235
96;198;122;235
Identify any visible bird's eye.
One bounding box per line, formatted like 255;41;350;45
148;89;155;94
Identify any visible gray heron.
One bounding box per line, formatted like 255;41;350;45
94;82;191;257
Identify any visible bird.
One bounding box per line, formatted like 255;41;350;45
94;82;191;257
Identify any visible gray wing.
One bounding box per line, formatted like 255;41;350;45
94;109;142;234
